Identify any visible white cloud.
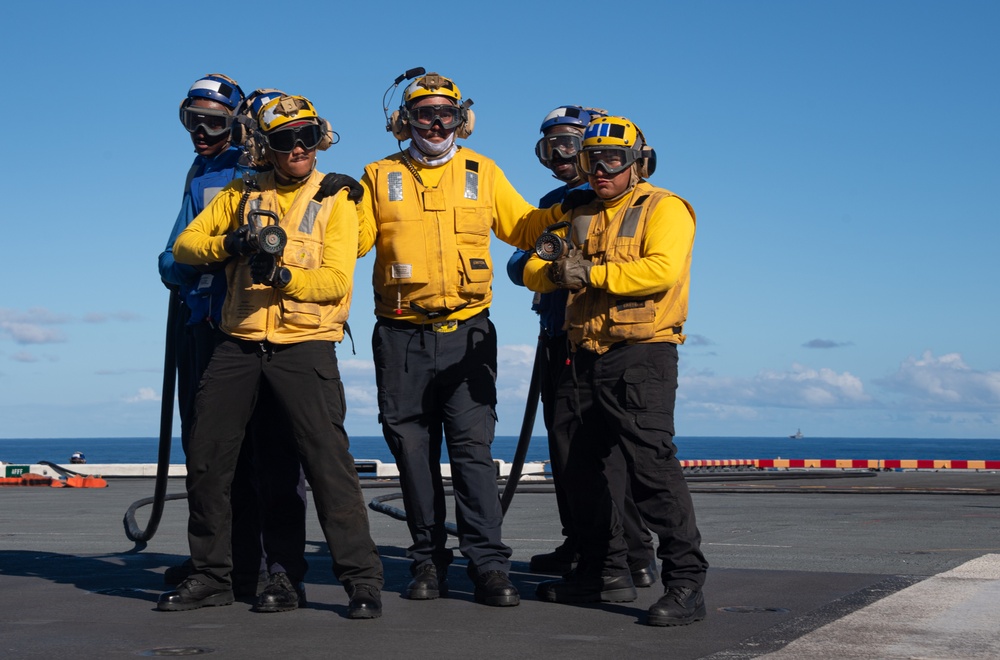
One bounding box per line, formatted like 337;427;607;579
10;350;39;363
83;311;141;323
0;322;67;344
0;307;71;325
875;351;1000;410
498;343;537;369
803;339;853;349
680;362;871;409
1;307;70;344
124;387;159;403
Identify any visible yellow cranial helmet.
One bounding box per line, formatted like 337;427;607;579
403;72;462;106
579;116;656;178
255;94;336;153
257;95;320;133
582;116;643;150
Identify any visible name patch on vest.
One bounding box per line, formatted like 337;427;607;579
615;299;646;311
391;263;413;279
387;171;404;201
469;258;489;270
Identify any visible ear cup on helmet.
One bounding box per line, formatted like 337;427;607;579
455;108;475;139
388;109;411;141
318;118;335;151
230;116;247;145
639;147;656;178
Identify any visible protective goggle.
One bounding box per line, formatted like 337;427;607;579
180;106;234;137
406;104;463;130
264;123;324;153
535;133;583;164
577;147;639;175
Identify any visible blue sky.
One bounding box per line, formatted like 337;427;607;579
1;1;997;441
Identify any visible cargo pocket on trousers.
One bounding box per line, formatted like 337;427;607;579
315;363;346;425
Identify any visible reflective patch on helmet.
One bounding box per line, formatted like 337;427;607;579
391;263;413;279
465;171;478;200
299;201;320;234
388;172;403;201
191;79;233;99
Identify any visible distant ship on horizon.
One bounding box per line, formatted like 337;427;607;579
789;429;804;439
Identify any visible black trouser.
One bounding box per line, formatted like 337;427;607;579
174;300;281;584
373;312;512;577
540;333;654;570
185;337;383;591
552;342;708;588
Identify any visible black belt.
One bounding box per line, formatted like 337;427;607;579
379;310;488;334
230;336;292;355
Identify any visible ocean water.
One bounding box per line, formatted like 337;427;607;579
2;435;1000;466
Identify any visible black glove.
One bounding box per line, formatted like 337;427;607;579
547;249;593;291
223;224;253;256
560;189;597;213
314;172;363;203
249;253;291;288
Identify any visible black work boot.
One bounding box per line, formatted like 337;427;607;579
253;572;307;613
528;544;579;574
163;558;195;586
646;587;706;626
630;559;660;588
157;577;234;612
347;584;383;619
404;563;448;600
473;570;520;607
536;572;637;603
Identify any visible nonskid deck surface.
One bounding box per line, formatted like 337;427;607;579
1;472;998;659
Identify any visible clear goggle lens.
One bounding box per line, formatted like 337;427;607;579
407;104;463;130
180;106;234;137
536;134;582;163
578;147;638;175
265;123;323;153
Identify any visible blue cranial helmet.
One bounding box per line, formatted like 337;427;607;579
185;73;245;111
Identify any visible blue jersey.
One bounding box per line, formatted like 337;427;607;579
158;146;249;325
505;182;589;338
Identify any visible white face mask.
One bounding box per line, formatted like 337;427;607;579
410;131;457;163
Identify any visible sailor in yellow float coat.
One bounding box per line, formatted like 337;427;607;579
524;116;708;628
176;168;357;342
162;94;384;619
521;179;696;353
357;149;560;323
356;71;562;608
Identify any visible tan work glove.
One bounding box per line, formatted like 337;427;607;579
548;249;593;291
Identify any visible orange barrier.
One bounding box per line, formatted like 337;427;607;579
65;475;108;488
754;458;1000;470
0;473;55;487
680;459;756;468
0;473;107;488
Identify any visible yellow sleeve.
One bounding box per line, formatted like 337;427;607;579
173;181;244;264
357;167;377;258
589;196;695;296
282;190;357;303
522;253;559;293
490;165;565;250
